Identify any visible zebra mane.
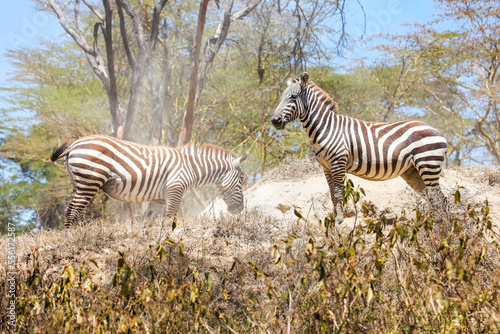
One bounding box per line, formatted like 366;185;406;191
179;143;236;159
291;77;339;113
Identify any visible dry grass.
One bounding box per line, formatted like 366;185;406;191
1;210;320;292
2;195;500;332
1;162;500;333
446;166;500;186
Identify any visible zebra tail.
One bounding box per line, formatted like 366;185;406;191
50;141;71;162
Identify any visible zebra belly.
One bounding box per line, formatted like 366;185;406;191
347;160;412;181
347;170;399;181
100;175;164;203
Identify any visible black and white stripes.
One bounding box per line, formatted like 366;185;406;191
271;72;448;223
51;135;248;227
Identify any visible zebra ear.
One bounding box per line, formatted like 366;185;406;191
286;78;294;86
300;72;309;89
235;152;249;166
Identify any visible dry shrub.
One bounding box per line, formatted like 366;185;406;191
487;168;500;186
1;188;499;333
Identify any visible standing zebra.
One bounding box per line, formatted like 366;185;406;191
271;72;448;223
51;135;248;227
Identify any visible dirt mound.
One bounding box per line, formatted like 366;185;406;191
204;163;500;227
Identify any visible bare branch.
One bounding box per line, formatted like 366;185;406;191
149;0;169;51
116;0;135;69
46;0;94;55
197;0;235;87
116;0;146;52
81;0;104;21
230;0;261;21
193;0;262;121
177;0;210;146
46;0;110;95
102;0;122;136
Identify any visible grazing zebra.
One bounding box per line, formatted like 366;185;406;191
50;135;248;227
271;72;448;223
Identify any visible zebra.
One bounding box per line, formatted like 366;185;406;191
50;135;248;227
271;72;448;224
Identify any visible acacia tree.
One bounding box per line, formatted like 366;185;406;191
43;0;263;147
43;0;169;143
382;0;500;164
434;0;500;164
42;0;171;219
0;38;116;229
1;0;355;229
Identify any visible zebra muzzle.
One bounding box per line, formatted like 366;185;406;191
271;116;285;130
228;203;244;214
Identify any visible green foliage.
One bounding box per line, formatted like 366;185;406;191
3;41;110;139
309;66;391;122
0;167;23;234
0;38;121;230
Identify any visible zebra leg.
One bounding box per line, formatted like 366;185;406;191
142;199;167;220
424;186;448;213
323;168;345;224
411;163;449;220
64;192;95;228
401;166;426;192
165;185;185;217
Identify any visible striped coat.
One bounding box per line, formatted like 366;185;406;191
271;72;447;223
51;135;248;227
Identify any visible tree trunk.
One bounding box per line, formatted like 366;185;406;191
177;0;210;147
149;49;169;146
177;0;261;146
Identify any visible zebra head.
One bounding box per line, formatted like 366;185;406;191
271;72;309;130
219;153;248;214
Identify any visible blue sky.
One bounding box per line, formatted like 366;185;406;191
0;0;64;83
337;0;440;65
350;0;438;36
0;0;441;83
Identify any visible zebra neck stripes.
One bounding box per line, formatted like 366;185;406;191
179;144;236;189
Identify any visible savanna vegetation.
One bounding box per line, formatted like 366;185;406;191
1;0;500;332
0;172;499;332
